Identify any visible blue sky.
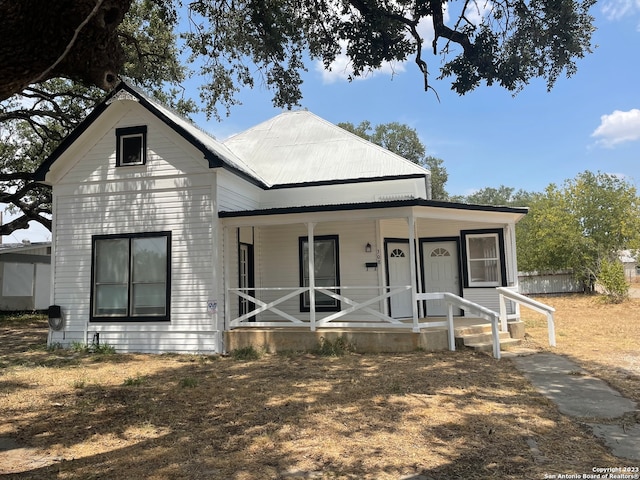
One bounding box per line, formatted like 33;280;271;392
4;1;639;243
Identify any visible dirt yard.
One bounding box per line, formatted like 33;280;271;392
1;293;638;479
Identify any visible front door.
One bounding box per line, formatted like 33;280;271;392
386;241;413;318
422;240;461;316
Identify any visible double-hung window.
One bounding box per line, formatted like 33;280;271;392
299;235;340;311
91;232;170;321
116;126;147;166
462;229;506;288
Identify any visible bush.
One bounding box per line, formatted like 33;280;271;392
315;336;354;356
597;257;629;303
231;345;261;360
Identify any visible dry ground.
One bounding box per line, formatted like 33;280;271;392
1;291;638;480
522;286;640;407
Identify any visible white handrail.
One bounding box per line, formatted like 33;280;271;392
418;292;502;358
496;287;556;347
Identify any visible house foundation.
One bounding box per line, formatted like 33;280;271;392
224;327;450;354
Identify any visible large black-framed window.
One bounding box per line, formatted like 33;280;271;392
91;231;171;322
461;229;507;288
116;125;147;166
299;235;340;312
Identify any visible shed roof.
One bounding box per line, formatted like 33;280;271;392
223;111;429;186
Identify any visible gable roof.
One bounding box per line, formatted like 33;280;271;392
35;82;430;190
222;111;429;186
34;82;267;186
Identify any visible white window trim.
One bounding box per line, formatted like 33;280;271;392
464;232;502;288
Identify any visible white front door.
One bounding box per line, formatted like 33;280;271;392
386;241;413;318
423;241;461;316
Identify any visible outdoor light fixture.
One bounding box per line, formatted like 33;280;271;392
47;305;64;331
365;242;372;253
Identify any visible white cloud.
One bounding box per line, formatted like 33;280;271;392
315;40;407;84
601;0;640;20
592;109;640;147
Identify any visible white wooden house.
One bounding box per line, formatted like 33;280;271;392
35;82;528;354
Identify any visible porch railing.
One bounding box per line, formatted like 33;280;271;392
227;286;413;329
497;286;556;347
227;287;508;357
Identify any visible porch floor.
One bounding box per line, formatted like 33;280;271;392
224;317;518;354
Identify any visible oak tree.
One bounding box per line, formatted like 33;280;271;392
338;121;449;200
0;0;189;236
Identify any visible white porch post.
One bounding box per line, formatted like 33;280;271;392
408;215;419;332
307;222;316;331
223;226;231;335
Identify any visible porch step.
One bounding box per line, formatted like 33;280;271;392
455;325;521;353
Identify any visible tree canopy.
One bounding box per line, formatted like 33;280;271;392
0;0;596;114
338;121;449;200
516;171;640;289
0;0;188;236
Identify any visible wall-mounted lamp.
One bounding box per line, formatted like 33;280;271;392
48;305;64;331
365;242;372;253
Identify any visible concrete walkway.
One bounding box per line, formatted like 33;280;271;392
509;352;640;461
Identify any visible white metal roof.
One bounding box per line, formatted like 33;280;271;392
222;111;429;186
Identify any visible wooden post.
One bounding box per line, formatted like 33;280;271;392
447;303;455;351
307;222;316;332
408;215;419;332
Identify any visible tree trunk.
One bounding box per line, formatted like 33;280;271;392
0;0;132;101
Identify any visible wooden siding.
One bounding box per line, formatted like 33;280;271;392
379;218;517;315
259;177;428;208
237;220;380;323
49;102;220;353
217;170;262;211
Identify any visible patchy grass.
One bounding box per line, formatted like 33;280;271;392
0;302;635;479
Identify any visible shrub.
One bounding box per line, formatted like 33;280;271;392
231;345;261;360
597;257;629;303
316;336;354;356
179;377;198;388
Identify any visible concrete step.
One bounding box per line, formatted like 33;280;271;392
454;323;521;353
454;324;493;337
459;331;512;345
463;337;522;352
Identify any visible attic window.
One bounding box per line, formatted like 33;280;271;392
116;126;147;166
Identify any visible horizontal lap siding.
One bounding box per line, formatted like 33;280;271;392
254;220;379;323
50;106;219;353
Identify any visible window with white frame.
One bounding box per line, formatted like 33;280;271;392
116;126;147;166
462;230;505;287
299;235;340;311
91;232;170;321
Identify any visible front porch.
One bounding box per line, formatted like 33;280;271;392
224;316;524;354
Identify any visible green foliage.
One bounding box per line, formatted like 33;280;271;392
179;377;199;388
338;121;449;200
231;345;262;361
452;185;537;207
180;0;595;116
597;258;629;303
69;341;116;355
0;0;192;237
315;336;355;357
516;171;640;291
123;375;147;386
